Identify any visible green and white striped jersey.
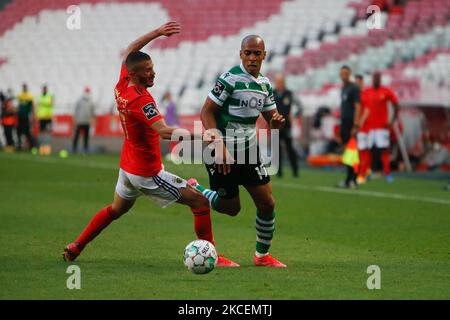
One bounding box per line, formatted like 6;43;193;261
208;63;276;150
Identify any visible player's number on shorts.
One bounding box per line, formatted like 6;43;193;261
255;164;268;180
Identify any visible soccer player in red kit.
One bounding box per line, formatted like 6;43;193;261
364;72;400;183
63;22;237;267
355;75;371;184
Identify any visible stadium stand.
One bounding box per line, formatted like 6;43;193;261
0;0;448;148
0;0;360;115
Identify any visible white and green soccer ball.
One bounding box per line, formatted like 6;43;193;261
183;240;218;274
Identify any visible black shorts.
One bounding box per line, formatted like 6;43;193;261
205;149;270;199
39;119;52;132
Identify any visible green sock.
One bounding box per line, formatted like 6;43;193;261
194;183;219;210
255;210;275;256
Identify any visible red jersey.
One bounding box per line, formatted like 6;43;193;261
363;86;398;129
114;64;163;176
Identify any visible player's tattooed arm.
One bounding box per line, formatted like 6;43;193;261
262;109;286;130
121;21;181;62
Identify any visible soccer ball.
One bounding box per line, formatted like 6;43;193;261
183;240;218;274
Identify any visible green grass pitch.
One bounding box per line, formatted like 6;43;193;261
0;152;449;299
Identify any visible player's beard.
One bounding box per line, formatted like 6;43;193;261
139;75;154;88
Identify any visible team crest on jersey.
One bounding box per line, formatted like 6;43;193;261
173;176;183;184
245;82;250;89
261;83;267;92
142;103;158;120
283;96;291;105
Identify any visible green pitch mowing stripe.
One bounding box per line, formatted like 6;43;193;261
0;153;449;299
2;153;449;205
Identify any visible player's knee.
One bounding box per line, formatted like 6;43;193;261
110;205;129;219
198;194;210;209
190;193;209;210
222;200;241;216
226;205;241;216
257;197;275;215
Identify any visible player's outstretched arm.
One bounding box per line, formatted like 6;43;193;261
122;21;181;61
150;118;179;140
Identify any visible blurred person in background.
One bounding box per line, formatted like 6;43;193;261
72;86;96;154
36;85;54;155
1;97;16;152
309;106;339;155
0;90;4;105
338;65;361;188
364;72;399;183
161;91;179;161
16;84;36;152
354;74;372;184
0;90;5;148
273;73;302;178
162;91;179;127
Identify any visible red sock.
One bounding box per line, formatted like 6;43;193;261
192;207;215;246
75;205;116;249
359;150;370;177
381;150;390;176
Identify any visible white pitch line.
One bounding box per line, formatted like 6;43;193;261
2;153;449;206
274;182;450;206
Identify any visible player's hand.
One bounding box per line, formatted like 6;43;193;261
214;143;234;175
351;126;359;137
203;128;222;144
156;21;181;37
269;113;286;129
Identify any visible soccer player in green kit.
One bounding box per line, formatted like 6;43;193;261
189;35;287;267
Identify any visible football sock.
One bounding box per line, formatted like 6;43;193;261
381;149;390;176
192;206;215;246
359;150;370;177
255;209;275;257
75;205;117;250
193;183;220;210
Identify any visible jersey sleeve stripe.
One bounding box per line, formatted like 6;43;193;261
208;92;225;106
217;78;234;94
